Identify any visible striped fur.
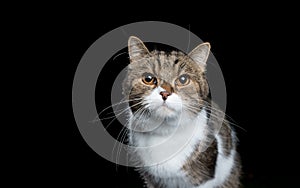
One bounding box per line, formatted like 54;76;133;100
122;36;241;188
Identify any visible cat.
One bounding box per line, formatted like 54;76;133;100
122;36;241;188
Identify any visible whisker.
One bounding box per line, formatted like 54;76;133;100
100;101;143;121
182;102;246;132
98;98;142;116
112;126;127;171
115;127;129;171
91;98;142;123
102;101;144;130
113;51;128;61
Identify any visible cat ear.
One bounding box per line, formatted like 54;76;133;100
188;42;211;68
128;36;150;62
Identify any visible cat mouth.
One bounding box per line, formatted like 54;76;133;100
160;102;176;111
153;103;179;119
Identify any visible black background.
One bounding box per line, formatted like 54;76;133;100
23;5;298;187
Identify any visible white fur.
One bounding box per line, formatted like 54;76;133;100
196;135;235;188
144;86;182;120
128;87;235;187
130;110;208;188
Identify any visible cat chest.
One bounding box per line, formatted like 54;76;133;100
132;127;204;178
136;135;193;178
130;110;208;180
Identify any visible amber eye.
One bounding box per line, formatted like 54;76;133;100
142;73;157;85
176;74;190;86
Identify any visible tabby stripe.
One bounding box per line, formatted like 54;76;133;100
178;62;186;75
174;59;179;66
156;54;161;68
151;62;158;76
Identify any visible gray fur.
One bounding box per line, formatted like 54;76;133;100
122;36;241;188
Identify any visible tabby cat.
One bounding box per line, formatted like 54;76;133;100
122;36;241;188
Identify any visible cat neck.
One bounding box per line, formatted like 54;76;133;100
130;107;207;135
128;109;209;169
129;108;209;145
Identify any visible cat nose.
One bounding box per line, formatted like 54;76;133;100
160;91;171;101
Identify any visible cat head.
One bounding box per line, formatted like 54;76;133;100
123;36;210;124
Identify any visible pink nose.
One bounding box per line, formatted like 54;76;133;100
160;91;171;101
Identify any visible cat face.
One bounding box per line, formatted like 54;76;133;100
123;36;210;122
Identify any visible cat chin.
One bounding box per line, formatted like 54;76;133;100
152;105;179;119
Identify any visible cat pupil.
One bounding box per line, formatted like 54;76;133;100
142;73;157;85
145;76;152;82
179;75;188;84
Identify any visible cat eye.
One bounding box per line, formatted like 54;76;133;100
176;74;190;86
142;73;157;85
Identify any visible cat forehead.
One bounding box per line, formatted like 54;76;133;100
150;51;183;79
152;50;185;57
152;50;184;67
128;50;204;80
151;50;203;75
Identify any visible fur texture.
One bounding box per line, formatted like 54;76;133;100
122;36;241;188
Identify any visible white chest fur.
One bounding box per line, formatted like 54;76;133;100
129;109;236;188
129;110;208;179
196;135;235;188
